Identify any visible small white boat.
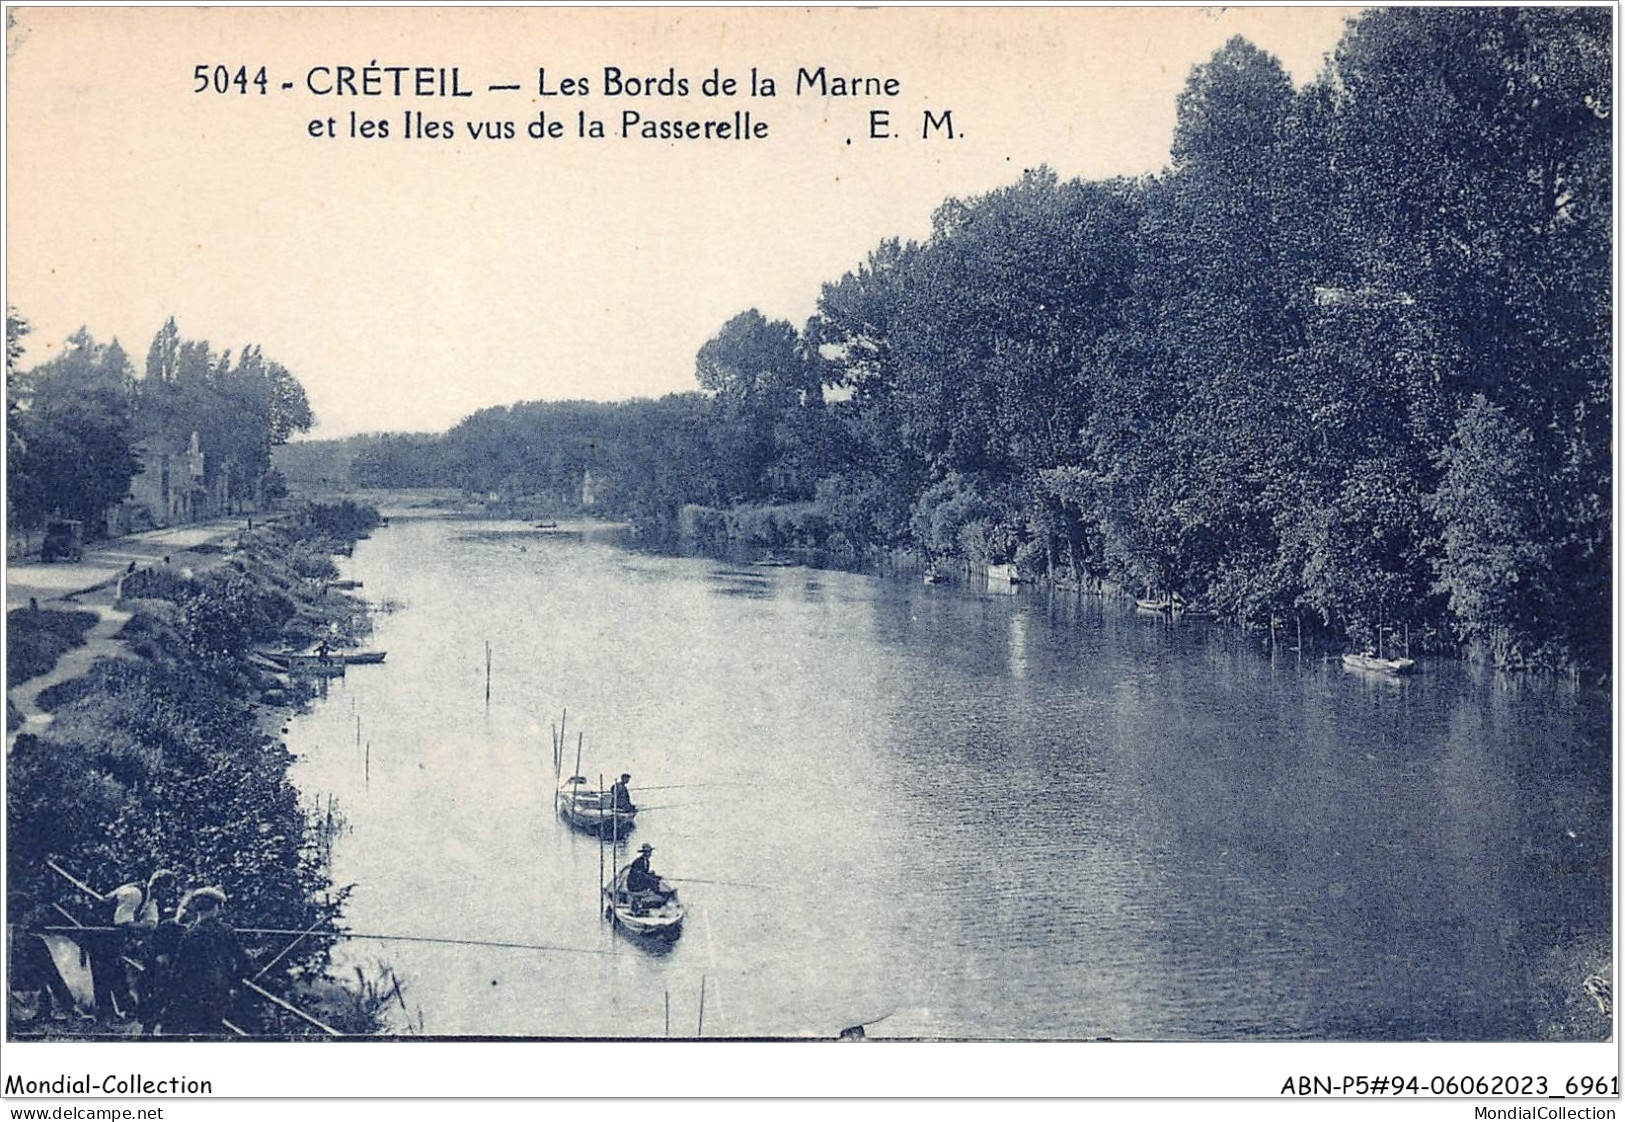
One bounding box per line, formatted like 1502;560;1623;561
557;775;636;838
1342;652;1416;675
603;866;684;940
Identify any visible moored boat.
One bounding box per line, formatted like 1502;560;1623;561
1342;652;1416;675
261;648;385;668
557;775;637;838
267;652;346;676
1135;597;1173;613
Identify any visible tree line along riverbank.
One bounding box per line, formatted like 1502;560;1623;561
6;501;394;1038
275;8;1610;681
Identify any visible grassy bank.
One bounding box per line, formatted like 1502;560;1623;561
6;501;392;1038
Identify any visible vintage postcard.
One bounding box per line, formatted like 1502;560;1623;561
3;4;1614;1113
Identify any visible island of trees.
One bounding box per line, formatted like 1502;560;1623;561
294;9;1607;679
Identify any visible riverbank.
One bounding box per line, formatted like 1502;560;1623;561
6;500;392;1039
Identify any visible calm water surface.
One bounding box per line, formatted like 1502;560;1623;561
284;517;1611;1040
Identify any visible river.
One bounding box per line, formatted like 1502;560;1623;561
283;515;1611;1041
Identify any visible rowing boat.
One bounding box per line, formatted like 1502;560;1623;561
556;775;636;838
260;649;385;669
602;866;683;940
1341;652;1416;675
263;652;346;676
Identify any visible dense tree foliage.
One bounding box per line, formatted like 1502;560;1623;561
317;10;1609;674
7;316;314;534
7;328;142;529
137;317;314;509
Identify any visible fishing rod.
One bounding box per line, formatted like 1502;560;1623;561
46;859;106;901
44;925;620;958
254;918;327;981
661;877;771;890
241;978;341;1036
239;928;620;957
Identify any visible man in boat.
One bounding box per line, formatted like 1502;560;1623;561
609;773;635;813
625;843;666;899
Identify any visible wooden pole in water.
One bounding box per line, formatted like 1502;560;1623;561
697;975;706;1037
598;772;606;920
365;741;370;785
485;641;492;705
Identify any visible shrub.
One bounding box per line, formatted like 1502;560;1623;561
6;607;99;685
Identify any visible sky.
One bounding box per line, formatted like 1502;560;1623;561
6;6;1360;439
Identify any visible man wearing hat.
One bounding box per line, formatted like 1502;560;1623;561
161;887;248;1037
625;843;663;895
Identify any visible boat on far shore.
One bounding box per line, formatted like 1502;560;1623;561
1342;651;1416;675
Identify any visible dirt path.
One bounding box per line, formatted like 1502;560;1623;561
8;602;134;743
6;516;256;749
